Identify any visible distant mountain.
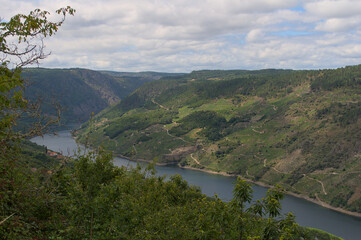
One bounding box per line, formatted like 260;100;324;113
77;65;361;214
100;70;184;80
21;68;183;125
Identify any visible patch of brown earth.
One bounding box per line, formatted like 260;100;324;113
186;128;202;139
293;83;311;96
205;144;219;154
347;187;361;205
312;168;338;175
94;118;109;128
163;146;197;161
145;124;164;133
274;149;304;173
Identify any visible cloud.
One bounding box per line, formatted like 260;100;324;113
315;17;361;32
246;29;265;42
2;0;361;72
305;0;361;18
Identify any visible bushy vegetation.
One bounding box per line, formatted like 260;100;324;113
2;146;341;239
170;110;227;141
104;110;175;139
80;64;361;213
311;65;361;91
18;140;59;168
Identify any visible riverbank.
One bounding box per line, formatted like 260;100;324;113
99;150;361;218
75;133;361;218
114;154;175;166
31;130;361;239
177;165;361;218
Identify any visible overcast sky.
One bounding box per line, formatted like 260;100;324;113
2;0;361;72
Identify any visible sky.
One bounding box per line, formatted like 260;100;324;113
2;0;361;72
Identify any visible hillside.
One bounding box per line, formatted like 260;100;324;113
77;65;361;214
100;70;185;82
1;67;344;240
21;68;181;126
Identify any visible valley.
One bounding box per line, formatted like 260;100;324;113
77;65;361;214
21;68;182;125
3;4;359;238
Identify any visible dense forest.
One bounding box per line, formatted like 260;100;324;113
78;65;361;214
1;144;343;239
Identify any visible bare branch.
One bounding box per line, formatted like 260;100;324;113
0;213;15;226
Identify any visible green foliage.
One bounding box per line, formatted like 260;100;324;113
1;7;75;139
311;65;361;91
230;179;302;240
79;64;361;213
0;7;74;42
19;140;59;168
104;109;175;139
2;148;321;239
170;110;227;141
301;228;345;240
232;178;253;210
0;66;23;142
0;7;74;239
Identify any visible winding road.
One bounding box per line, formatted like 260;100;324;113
303;174;327;195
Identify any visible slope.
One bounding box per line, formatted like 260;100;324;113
21;68;180;126
77;65;361;214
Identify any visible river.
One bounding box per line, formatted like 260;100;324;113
30;130;361;240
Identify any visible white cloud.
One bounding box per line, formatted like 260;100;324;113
246;29;265;42
315;17;361;32
1;0;361;72
305;0;361;18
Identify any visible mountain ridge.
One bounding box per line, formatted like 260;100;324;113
21;68;182;125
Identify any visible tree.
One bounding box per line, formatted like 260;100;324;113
0;7;75;144
232;178;299;239
0;7;74;239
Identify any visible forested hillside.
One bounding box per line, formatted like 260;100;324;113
21;68;181;125
78;65;361;214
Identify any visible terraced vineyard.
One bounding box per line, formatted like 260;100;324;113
77;65;361;213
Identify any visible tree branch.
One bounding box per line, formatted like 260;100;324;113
0;213;15;226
